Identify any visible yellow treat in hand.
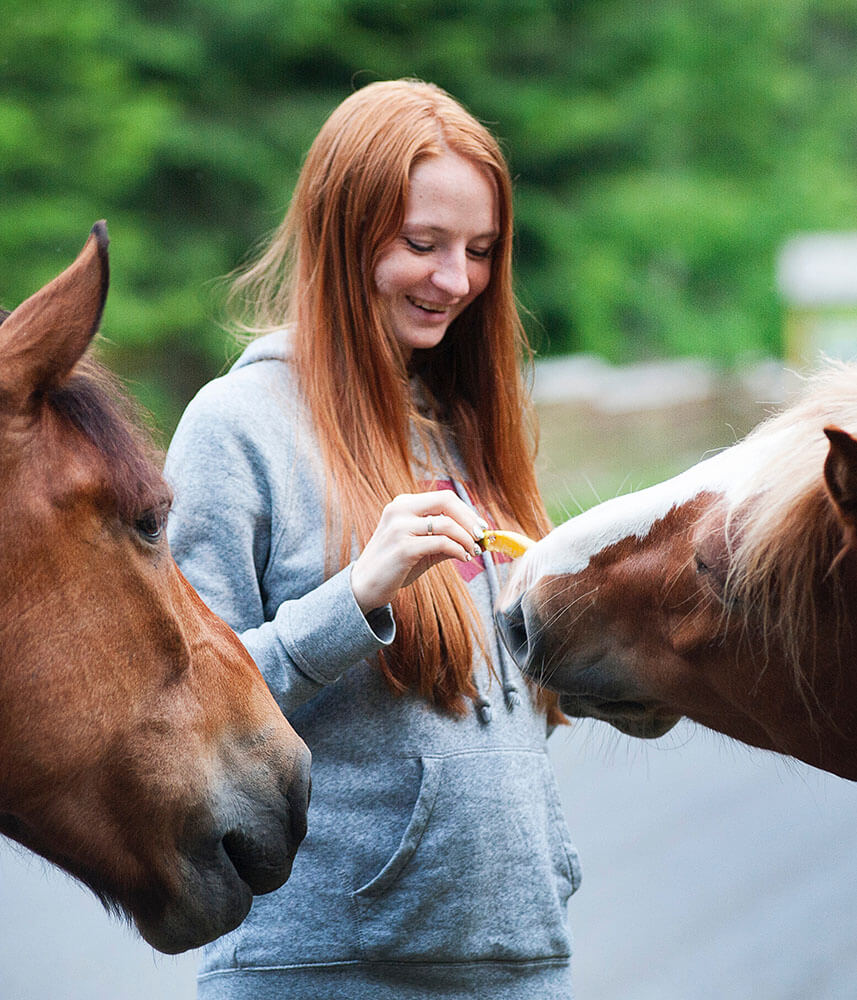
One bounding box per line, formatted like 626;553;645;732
479;529;534;559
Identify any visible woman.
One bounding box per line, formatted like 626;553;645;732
166;79;581;1000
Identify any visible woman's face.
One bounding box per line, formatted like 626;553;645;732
374;151;499;359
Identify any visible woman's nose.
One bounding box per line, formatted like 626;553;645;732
431;251;470;298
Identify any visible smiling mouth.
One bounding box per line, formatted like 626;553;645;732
407;296;450;314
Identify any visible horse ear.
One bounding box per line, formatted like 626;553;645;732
0;221;109;410
823;425;857;542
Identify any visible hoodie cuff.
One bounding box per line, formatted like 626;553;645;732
275;564;395;686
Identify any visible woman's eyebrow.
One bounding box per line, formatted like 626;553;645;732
402;222;500;240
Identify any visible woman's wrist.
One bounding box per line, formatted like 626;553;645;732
350;559;387;615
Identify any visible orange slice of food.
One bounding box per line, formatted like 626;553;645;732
479;529;535;559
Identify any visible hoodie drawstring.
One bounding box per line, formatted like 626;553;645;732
450;478;520;720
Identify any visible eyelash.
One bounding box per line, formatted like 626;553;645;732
404;237;493;260
404;238;432;253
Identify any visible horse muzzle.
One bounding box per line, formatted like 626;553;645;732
135;746;311;954
496;587;680;740
556;691;681;739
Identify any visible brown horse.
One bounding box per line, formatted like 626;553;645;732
498;364;857;780
0;223;311;952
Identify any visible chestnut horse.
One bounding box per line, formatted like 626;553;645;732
498;364;857;780
0;223;311;952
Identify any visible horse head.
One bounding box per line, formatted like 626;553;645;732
498;369;857;780
0;223;311;951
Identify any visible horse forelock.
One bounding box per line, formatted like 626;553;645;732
718;361;857;703
47;356;171;522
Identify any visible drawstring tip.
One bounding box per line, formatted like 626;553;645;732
503;686;521;710
476;699;493;724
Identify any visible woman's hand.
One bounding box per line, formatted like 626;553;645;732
350;490;488;614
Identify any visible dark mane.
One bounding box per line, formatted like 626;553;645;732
48;356;171;522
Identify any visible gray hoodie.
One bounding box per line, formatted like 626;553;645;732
165;332;580;999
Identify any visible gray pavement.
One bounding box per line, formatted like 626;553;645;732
551;721;857;1000
1;719;854;999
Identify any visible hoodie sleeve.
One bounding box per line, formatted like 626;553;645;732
164;365;395;716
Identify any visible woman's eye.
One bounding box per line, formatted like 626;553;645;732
467;246;494;260
135;511;163;544
405;237;433;253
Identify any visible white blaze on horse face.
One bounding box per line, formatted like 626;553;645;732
522;427;792;584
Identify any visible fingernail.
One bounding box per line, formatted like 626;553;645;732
472;545;481;557
473;522;487;541
465;553;472;562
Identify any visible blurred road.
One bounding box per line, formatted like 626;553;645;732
2;720;855;1000
551;721;857;1000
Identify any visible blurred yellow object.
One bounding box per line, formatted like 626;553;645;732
479;529;534;559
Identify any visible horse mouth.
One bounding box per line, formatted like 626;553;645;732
135;836;298;955
133;769;310;953
558;693;680;739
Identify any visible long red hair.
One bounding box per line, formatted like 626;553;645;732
229;80;560;721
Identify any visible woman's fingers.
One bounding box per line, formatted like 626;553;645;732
392;490;487;547
350;490;489;614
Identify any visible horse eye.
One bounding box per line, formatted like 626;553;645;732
135;510;163;543
694;553;712;575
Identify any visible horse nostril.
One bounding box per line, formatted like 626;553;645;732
495;595;530;669
221;828;259;885
221;825;285;896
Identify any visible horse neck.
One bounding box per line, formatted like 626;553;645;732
762;590;857;781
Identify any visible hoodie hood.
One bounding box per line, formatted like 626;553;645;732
231;329;294;370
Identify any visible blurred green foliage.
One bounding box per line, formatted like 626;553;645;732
3;0;857;433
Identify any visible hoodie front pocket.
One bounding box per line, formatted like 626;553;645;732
351;748;579;964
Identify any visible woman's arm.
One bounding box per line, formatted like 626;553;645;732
164;370;395;716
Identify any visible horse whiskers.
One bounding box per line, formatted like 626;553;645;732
519;589;601;690
554;493;586;520
669;598;709;638
540;588;600;639
547;582;599;619
662;555;696;601
544;604;602;682
582;474;602;507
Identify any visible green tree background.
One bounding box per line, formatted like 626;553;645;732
3;0;856;435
